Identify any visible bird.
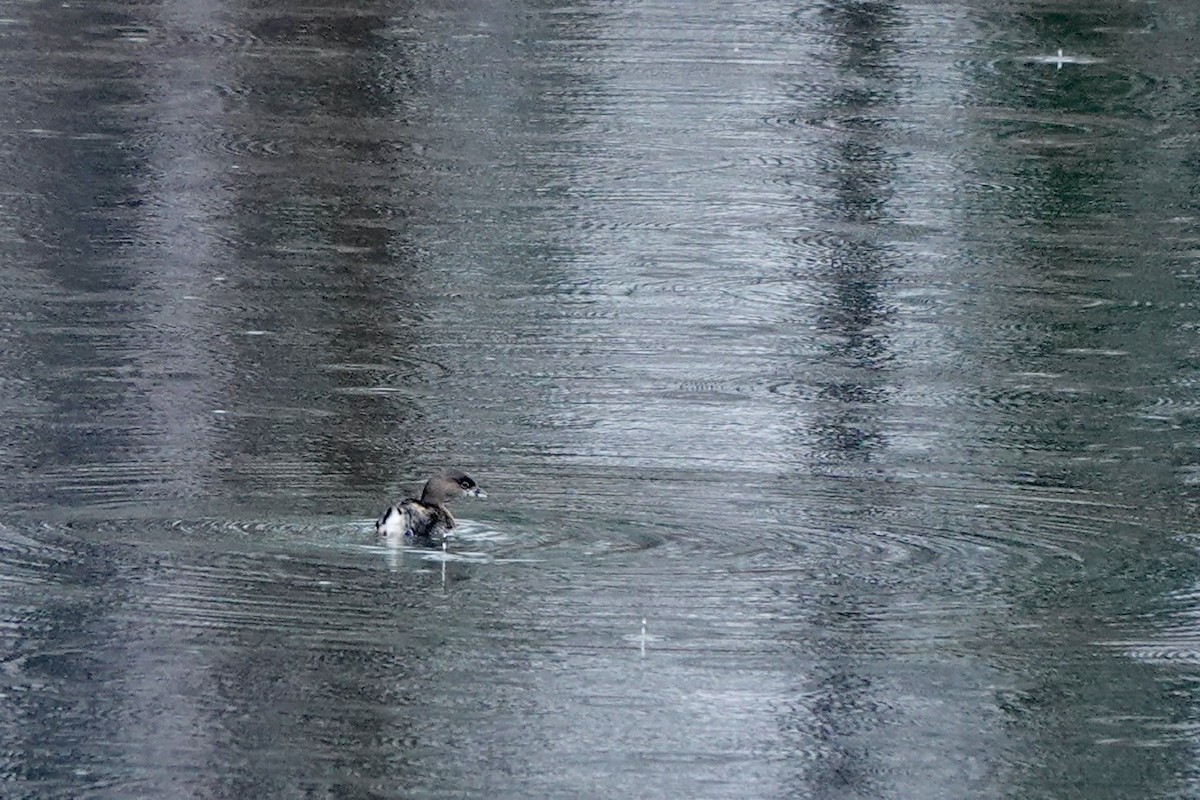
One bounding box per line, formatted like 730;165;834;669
375;471;486;540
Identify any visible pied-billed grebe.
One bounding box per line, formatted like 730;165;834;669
375;471;486;539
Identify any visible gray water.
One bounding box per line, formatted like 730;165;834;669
1;0;1199;797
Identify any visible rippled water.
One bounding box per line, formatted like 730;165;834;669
2;0;1200;797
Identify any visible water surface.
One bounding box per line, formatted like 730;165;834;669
1;0;1200;797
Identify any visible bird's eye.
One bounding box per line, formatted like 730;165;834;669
459;478;473;488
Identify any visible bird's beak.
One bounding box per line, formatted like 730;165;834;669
471;487;487;499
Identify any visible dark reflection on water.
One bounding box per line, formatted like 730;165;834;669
2;0;1200;797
